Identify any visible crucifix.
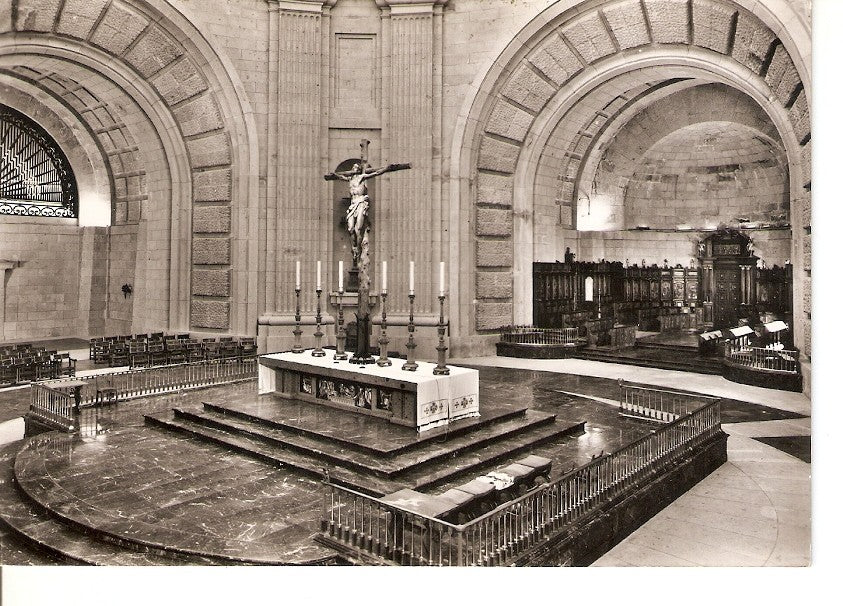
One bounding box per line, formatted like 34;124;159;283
324;139;410;363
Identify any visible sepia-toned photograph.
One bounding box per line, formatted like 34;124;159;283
0;0;831;601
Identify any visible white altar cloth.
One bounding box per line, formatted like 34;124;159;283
259;351;480;431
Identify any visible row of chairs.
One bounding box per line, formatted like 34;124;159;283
1;343;45;356
0;348;76;386
90;333;257;368
89;332;183;363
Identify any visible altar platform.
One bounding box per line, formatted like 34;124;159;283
259;350;480;431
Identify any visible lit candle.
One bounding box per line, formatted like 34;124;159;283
338;260;344;292
296;261;301;289
439;261;445;297
316;260;321;291
382;261;387;294
409;261;414;295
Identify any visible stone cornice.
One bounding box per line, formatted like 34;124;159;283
378;0;449;13
267;0;448;14
267;0;326;13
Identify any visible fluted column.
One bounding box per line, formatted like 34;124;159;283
380;1;446;315
269;1;328;313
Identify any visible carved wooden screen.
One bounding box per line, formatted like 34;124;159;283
0;104;78;218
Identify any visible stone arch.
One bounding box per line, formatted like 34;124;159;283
0;0;259;335
573;83;788;230
450;0;810;357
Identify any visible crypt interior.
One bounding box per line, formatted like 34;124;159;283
0;0;811;567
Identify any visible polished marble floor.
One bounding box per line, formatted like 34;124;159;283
0;355;812;566
2;370;659;564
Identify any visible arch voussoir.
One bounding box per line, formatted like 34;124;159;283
464;0;810;337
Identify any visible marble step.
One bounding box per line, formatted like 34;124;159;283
571;349;723;374
393;420;586;493
145;412;398;496
12;434;335;565
170;405;559;479
202;399;529;457
635;341;699;352
0;443;188;566
146;412;584;497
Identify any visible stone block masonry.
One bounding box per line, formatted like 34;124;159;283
0;224;83;340
191;300;231;330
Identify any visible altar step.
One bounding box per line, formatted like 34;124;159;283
201;399;530;457
570;347;723;375
635;342;699;353
169;405;561;478
144;404;585;497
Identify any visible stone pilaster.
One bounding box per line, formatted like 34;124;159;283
381;1;446;314
268;1;328;313
0;262;12;341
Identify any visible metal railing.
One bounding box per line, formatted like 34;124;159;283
500;325;581;345
724;343;799;374
321;395;722;566
29;382;76;430
618;380;718;423
29;383;113;436
32;357;256;415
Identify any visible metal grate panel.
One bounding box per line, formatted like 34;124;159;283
0;104;78;218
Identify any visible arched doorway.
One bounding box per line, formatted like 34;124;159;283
450;0;810;374
0;0;259;339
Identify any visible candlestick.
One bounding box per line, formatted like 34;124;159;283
335;282;347;361
409;260;414;295
433;293;449;375
296;261;301;289
292;287;304;353
312;286;325;356
402;292;418;371
316;260;321;291
338;260;344;292
439;261;445;297
377;291;392;366
382;260;387;294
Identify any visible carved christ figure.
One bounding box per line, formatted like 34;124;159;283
325;160;411;265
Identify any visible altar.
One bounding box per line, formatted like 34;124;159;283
259;351;480;432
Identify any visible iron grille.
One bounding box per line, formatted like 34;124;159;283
0;104;78;218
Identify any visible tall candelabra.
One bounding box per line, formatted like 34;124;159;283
433;294;449;375
376;291;392;367
312;287;325;356
402;293;418;371
292;287;304;353
334;287;347;361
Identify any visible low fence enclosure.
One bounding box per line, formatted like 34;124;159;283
618;380;718;423
29;357;257;434
499;326;581;346
321;386;722;566
724;343;799;374
29;383;76;431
